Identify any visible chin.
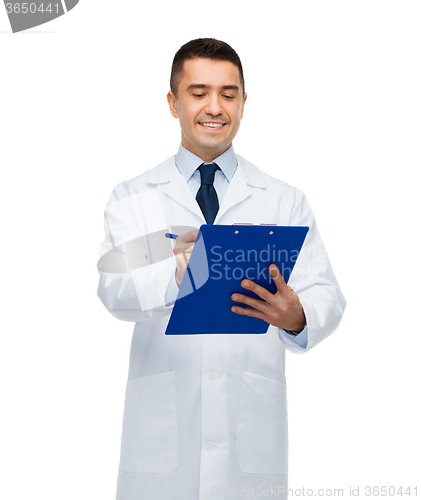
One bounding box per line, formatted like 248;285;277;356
198;138;228;150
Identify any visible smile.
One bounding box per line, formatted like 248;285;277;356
199;122;225;128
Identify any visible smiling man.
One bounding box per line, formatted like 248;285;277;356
98;38;346;500
167;57;246;162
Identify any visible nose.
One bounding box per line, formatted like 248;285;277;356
203;93;223;117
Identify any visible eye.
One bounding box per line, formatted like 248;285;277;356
193;94;205;98
223;95;235;100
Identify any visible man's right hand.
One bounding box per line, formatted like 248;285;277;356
173;229;199;288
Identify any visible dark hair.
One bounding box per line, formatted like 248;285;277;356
170;38;245;98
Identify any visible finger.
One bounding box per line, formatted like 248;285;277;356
287;285;298;298
173;239;195;256
231;304;268;321
175;252;189;270
269;264;289;295
239;279;277;306
173;229;199;255
177;229;199;244
181;250;190;266
231;293;270;314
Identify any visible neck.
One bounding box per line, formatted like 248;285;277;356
181;141;231;164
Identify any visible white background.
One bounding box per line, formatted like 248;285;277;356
1;1;420;498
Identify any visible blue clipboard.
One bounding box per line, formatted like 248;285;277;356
165;224;309;335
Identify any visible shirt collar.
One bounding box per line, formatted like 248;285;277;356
175;143;237;183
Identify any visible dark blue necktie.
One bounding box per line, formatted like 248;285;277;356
196;162;220;224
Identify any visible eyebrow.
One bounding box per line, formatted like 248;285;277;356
187;84;240;92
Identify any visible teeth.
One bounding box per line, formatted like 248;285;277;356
201;123;224;128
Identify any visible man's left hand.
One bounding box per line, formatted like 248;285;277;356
231;264;306;333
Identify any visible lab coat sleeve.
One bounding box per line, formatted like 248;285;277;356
278;189;346;353
164;269;179;306
283;327;309;349
97;182;175;323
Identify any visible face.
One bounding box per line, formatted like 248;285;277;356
167;58;247;163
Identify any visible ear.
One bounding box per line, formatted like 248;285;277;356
167;91;179;118
240;92;247;119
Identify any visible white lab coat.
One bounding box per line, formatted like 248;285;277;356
98;154;346;500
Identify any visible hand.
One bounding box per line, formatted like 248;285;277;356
173;229;199;288
231;264;306;332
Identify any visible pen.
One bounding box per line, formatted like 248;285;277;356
165;233;179;240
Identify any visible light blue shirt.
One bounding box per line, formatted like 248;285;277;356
174;143;237;203
166;143;308;347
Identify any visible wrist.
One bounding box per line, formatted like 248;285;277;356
287;315;306;335
287;327;304;336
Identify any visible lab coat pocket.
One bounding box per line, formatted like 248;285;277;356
237;370;288;475
119;371;178;474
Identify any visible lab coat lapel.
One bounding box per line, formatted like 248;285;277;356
215;169;250;223
215;155;266;224
148;156;205;222
165;168;204;220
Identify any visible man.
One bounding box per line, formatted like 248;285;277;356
98;38;346;500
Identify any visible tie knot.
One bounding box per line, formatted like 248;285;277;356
198;163;220;185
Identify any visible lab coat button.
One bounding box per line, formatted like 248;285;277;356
207;371;216;381
205;441;214;451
